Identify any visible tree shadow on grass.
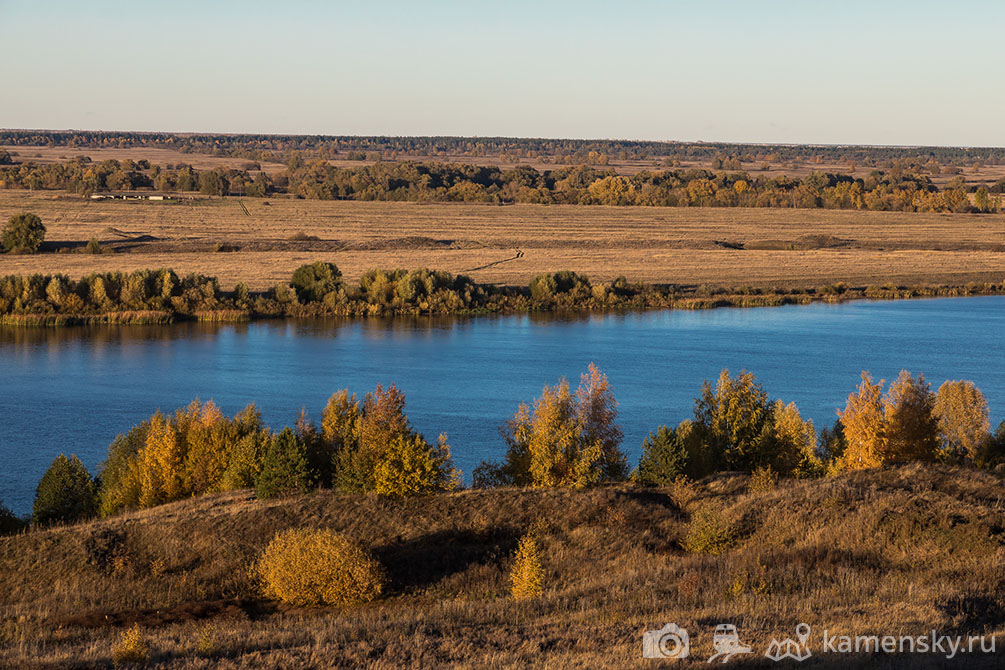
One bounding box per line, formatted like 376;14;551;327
372;526;522;594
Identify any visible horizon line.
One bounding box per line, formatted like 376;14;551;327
3;127;1004;152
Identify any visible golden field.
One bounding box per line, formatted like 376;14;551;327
1;190;1004;291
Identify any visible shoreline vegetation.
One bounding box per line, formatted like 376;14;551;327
6;365;1004;532
2;262;1004;327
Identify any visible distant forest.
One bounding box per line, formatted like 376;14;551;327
2;131;1005;212
4;129;1005;165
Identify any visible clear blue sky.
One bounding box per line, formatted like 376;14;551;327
1;0;1002;146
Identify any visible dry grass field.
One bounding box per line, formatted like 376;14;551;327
0;145;289;175
1;464;1002;668
1;190;1004;292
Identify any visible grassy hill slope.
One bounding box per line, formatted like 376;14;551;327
1;463;1003;668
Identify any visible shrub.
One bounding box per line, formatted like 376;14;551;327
683;504;735;555
0;501;26;535
981;421;1005;469
291;261;342;303
255;527;385;606
666;476;698;510
372;433;459;497
112;624;149;665
748;465;778;493
255;428;312;499
2;212;45;253
33;454;97;525
85;237;103;254
509;533;545;600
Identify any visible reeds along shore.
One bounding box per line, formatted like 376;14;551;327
2;264;1004;326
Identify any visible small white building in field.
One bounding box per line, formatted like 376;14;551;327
89;192;174;201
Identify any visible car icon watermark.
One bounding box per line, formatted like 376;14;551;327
708;624;753;663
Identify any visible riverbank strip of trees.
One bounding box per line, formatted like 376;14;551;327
2;262;1004;327
6;365;1004;533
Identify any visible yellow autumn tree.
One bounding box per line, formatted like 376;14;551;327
509;533;545;600
527;378;589;487
882;371;938;462
373;433;459;497
321;389;361;452
934;380;991;463
138;411;185;507
479;364;626;488
586;176;636;205
836;372;886;471
182;400;225;494
187;402;264;494
323;384;459;496
575;363;628;480
770;400;821;476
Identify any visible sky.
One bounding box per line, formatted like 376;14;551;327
1;0;1003;146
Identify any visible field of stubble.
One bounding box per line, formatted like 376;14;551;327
1;190;1004;291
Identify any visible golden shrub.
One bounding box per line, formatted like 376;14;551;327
509;533;545;600
255;528;384;607
112;624;149;666
683;504;735;555
748;466;778;493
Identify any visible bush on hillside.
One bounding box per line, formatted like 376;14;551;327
0;501;26;535
683;504;735;555
509;533;545;600
111;624;149;665
255;527;385;606
33;454;97;525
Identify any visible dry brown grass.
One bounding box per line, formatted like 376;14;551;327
2;190;1004;292
1;464;1002;668
0;145;288;175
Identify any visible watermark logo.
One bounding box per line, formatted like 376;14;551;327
765;623;812;662
821;630;996;659
708;624;752;663
642;623;690;659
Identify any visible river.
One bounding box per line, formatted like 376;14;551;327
2;296;1003;513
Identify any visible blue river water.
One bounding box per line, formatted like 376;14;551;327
1;296;1003;514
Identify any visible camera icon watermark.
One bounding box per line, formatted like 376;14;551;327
643;623;690;659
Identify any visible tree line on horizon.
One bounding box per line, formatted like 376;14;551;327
4;129;1005;166
6;365;1003;532
3;156;1005;212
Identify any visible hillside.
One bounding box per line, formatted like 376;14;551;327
1;463;1003;668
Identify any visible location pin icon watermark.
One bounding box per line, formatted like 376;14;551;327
796;624;811;648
